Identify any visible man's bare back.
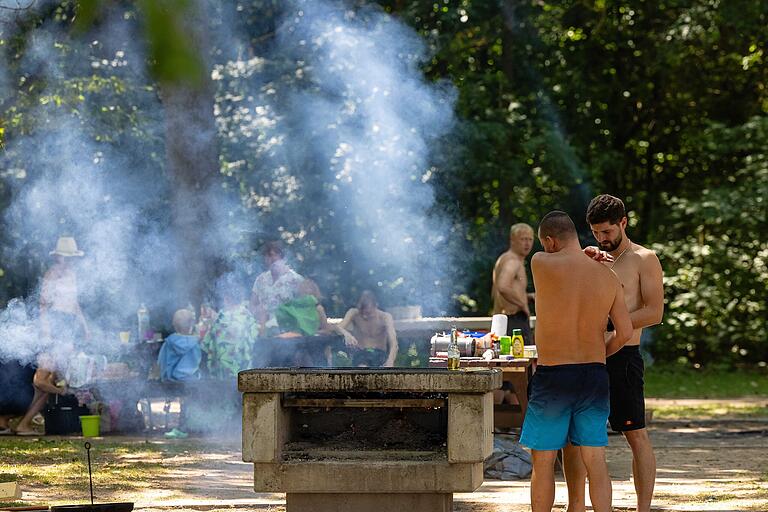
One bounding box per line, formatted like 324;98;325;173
533;248;630;365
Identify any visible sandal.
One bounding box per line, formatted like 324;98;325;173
14;429;40;436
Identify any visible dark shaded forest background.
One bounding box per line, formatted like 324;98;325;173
0;0;765;367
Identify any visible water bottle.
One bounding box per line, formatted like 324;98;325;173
137;303;150;342
186;302;197;334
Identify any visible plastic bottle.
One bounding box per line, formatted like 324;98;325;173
511;328;525;358
447;326;461;370
137;303;150;342
186;302;197;334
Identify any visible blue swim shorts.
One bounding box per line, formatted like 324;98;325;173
519;362;609;451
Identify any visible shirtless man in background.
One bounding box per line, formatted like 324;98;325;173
492;223;535;343
336;290;399;367
520;211;632;512
564;195;664;512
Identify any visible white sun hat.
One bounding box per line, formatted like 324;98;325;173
50;236;84;257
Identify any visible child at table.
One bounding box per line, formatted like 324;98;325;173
157;309;201;382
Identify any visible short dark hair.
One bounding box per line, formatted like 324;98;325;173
261;240;284;258
586;194;626;225
538;211;577;240
357;290;378;310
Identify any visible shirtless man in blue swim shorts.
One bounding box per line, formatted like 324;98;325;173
520;211;632;512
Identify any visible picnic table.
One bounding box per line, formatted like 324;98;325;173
429;356;535;429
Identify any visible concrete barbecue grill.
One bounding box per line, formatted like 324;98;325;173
238;367;502;512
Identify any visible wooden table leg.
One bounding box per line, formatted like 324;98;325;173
509;370;529;420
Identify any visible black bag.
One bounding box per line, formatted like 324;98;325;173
43;394;89;435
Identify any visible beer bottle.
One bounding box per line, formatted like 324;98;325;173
447;326;461;370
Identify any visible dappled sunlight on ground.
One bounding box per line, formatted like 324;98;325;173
1;408;766;512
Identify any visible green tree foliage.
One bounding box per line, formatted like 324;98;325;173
0;1;165;298
381;0;768;365
653;118;768;365
1;0;765;365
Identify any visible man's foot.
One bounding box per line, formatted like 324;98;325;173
0;428;13;435
14;429;40;436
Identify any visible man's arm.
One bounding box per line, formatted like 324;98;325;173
606;279;633;356
383;313;399;367
496;258;529;314
33;368;66;395
334;309;359;347
630;251;664;329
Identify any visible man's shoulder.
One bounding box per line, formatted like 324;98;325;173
287;269;304;281
494;251;509;265
633;242;659;260
531;250;559;265
629;242;661;269
498;250;523;268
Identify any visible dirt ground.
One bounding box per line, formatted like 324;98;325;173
7;399;768;512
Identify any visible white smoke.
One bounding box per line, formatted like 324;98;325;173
0;0;458;375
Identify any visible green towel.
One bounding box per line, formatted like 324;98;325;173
275;295;320;336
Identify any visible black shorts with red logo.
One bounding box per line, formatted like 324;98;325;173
607;345;646;432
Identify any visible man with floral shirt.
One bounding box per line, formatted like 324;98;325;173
250;241;304;333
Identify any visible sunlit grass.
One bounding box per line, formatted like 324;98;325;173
0;438;226;499
652;403;768;420
645;365;768;398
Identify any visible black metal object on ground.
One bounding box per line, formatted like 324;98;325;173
49;443;134;512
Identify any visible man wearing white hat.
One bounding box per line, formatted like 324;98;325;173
39;236;89;344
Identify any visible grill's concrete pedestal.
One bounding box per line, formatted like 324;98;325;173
239;368;502;512
287;492;451;512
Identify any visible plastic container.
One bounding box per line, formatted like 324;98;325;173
490;314;508;337
499;336;512;355
79;415;101;437
511;329;525;358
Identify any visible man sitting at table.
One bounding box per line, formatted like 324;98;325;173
250;241;305;336
336;291;398;367
0;359;56;436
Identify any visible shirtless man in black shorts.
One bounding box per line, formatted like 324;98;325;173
492;223;535;343
335;291;399;367
564;195;665;512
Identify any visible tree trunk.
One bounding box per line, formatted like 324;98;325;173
161;0;218;309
